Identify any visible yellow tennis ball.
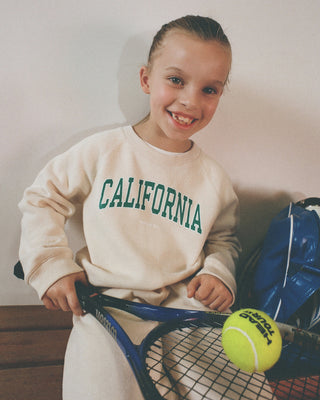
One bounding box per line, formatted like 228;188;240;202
221;308;282;373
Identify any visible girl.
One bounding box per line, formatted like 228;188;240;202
19;15;240;399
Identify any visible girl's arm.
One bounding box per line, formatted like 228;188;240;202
18;137;97;300
189;185;241;309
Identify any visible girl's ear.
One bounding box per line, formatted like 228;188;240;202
139;65;151;94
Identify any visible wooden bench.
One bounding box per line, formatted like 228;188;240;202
0;305;72;400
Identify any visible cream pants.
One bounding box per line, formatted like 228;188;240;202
63;282;209;400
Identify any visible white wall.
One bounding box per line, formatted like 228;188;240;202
2;0;319;305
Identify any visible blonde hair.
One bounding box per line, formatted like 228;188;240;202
148;15;231;66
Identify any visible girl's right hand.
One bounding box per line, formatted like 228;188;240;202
42;271;88;316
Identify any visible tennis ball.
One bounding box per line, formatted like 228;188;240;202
221;308;282;373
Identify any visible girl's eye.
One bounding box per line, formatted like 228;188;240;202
203;87;218;95
169;77;183;86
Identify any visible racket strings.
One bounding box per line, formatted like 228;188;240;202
270;376;320;400
161;324;219;398
145;325;277;399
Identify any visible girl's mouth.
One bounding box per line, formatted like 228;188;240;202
168;111;196;126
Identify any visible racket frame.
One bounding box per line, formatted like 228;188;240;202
76;282;164;399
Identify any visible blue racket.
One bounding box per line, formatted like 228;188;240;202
75;282;320;400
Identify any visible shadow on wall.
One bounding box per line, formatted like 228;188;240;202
42;31;151;162
117;32;151;126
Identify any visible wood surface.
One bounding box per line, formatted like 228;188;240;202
0;305;72;400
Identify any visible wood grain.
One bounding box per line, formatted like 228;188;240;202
0;305;72;400
0;329;70;368
0;305;72;331
0;365;63;400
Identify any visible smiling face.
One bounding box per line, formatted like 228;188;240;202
134;30;231;152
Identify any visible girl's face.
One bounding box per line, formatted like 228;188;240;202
136;30;231;152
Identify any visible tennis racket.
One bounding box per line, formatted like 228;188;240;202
75;282;320;400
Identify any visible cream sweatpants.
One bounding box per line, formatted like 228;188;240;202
63;282;210;400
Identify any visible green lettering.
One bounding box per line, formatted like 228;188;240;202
99;179;113;209
123;177;135;208
141;181;155;210
161;188;176;220
109;178;123;207
135;180;144;209
173;193;188;225
151;184;165;214
191;204;202;234
184;198;193;228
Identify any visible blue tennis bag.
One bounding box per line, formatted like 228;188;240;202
253;198;320;376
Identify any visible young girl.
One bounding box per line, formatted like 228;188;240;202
19;15;241;399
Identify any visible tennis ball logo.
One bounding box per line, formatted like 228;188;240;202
221;309;282;373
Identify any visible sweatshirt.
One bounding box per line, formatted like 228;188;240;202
19;126;241;304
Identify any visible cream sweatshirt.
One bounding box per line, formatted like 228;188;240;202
19;126;241;304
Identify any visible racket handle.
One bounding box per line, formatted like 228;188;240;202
277;321;320;350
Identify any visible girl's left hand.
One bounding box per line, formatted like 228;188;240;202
187;274;233;312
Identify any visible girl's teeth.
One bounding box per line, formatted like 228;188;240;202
171;113;193;125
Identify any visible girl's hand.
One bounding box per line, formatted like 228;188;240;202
42;271;88;316
187;274;233;312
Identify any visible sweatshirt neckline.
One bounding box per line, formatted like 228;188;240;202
123;125;201;165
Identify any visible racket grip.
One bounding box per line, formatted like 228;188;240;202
277;321;320;351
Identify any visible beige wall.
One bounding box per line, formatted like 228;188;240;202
2;0;319;304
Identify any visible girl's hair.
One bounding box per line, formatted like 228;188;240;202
148;15;231;66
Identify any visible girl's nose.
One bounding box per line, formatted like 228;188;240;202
179;88;199;110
